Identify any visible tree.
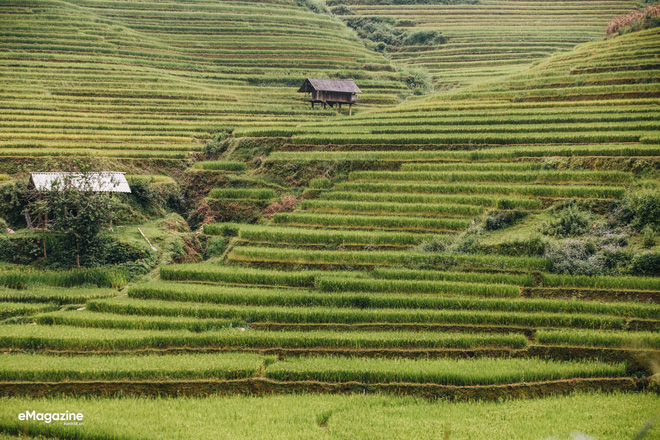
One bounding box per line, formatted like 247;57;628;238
26;167;116;267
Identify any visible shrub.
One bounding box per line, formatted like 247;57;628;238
630;252;660;276
296;0;329;14
543;204;591;237
617;187;660;231
544;240;602;276
0;218;7;233
641;225;656;248
417;236;449;253
544;236;630;276
205;237;227;259
331;5;354;14
403;29;446;45
405;68;434;95
0;180;29;228
204;131;231;157
484;209;526;231
343;16;404;46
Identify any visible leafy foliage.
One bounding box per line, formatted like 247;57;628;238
543;204;591;237
484;209;527;231
617;187;660;231
27;171;115;267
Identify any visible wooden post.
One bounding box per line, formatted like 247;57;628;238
337;103;341;114
76;239;80;268
349;104;352;116
311;102;314;109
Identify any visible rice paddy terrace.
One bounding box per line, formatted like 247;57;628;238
0;0;644;167
338;0;638;88
0;27;658;415
0;0;405;163
0;1;658;437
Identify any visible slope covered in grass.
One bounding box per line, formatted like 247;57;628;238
0;0;405;160
334;0;637;88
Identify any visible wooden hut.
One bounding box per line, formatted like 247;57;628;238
297;78;362;115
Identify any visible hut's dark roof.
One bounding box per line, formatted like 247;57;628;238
297;78;362;94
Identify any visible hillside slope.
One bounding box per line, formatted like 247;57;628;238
1;28;655;405
335;0;637;88
255;27;660;146
0;0;405;161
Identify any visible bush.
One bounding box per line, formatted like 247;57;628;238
617;187;660;231
125;177;183;215
204;131;231;157
205;237;227;259
641;225;656;248
403;29;446;45
331;5;354;14
630;252;660;276
344;16;404;46
484;209;526;231
0;180;29;228
543;204;591;237
0;218;7;233
296;0;329;14
417;236;448;253
404;68;434;95
0;235;16;262
544;237;630;276
544;240;602;276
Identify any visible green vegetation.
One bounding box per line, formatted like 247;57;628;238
0;324;528;351
0;394;657;440
0;0;658;433
266;356;626;385
538;329;660;349
193;162;248;172
0;353;269;381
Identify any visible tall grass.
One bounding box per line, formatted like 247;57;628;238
273;212;471;232
90;297;637;330
266;356;627;385
537;329;660;349
160;264;321;288
315;276;521;297
205;223;433;246
126;282;659;320
229;247;551;271
0;324;528;350
193;161;247;171
0;268;127;289
0;302;58;320
0;353;270;381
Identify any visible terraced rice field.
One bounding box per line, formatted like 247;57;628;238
341;0;637;88
0;0;658;433
0;0;405;161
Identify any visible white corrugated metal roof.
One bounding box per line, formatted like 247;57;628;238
30;172;131;193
